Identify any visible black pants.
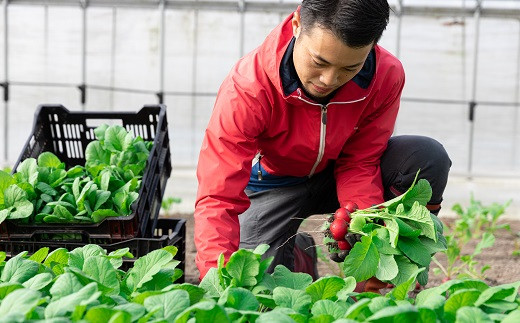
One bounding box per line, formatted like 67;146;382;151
238;135;452;273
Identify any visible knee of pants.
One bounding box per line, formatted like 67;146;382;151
384;135;452;204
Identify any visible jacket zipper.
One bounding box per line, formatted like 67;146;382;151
308;105;327;177
257;155;263;180
294;89;367;177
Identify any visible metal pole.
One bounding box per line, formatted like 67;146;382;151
467;0;482;177
461;0;466;104
109;6;116;110
157;0;165;104
191;6;199;163
2;0;8;164
513;19;520;170
80;0;87;110
395;0;403;59
238;0;245;57
44;2;48;87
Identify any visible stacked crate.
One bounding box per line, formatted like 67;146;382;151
0;104;185;277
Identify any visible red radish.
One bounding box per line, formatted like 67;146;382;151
337;240;351;250
330;218;349;241
344;201;359;213
334;207;351;223
442;277;451;283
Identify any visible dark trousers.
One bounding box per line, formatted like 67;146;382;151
238;135;452;273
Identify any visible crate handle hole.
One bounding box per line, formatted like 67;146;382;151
86;119;123;128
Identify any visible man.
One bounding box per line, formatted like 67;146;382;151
194;0;451;291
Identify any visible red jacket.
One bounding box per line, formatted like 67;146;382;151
194;11;405;279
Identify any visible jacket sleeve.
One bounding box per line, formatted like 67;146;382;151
334;63;405;209
194;70;268;280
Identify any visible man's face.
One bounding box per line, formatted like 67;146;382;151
292;13;373;100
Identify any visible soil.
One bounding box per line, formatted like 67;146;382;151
167;213;520;288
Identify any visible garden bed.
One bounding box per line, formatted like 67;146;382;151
173;213;520;287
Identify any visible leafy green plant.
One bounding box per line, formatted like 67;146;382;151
0;125;152;225
323;173;447;287
1;244;519;322
432;196;511;281
161;196;182;215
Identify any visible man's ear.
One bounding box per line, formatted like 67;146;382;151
291;11;302;39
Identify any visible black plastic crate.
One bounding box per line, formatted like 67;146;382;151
0;218;186;280
0;104;172;242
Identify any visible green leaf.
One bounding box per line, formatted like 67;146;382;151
49;272;85;300
143;289;190;321
113;303;146;321
253;244;270;256
218;287;259;311
3;184;33;219
368;296;393;314
390;255;419;286
272;265;313;290
418;236;447;254
305;276;345;302
16;158;38;186
350;216;366;232
455;306;493;323
343;235;379;282
273;287;312;314
336;277;357;301
256;311;298;323
390;267;424;300
28;247;49;264
45;282;101;318
383;219;399;248
125;249;173;294
417;306;438;323
0;170;15;207
444;289;481;318
174;300;229;323
396;202;436;241
83;256;120;295
94;191;112;210
199;267;225;298
311;299;349;320
345;298;371;319
375;253;398;281
395;218;421;238
225;249;259;287
474;281;520;306
164;283;206;305
85;141;111;166
68;244;106;270
0;282;24;300
23;273;54;291
1;255;40;284
44;248;69;275
397;236;432;267
105;126;134;153
139;268;178;292
92;209;120;223
83;307;132;323
502;309;520;323
366;303;419;322
52;204;75;221
402;179;432;208
37;152;62;168
0;288;42;320
473;232;495;256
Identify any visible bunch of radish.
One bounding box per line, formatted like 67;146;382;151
323;201;359;259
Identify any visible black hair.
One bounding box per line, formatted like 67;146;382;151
300;0;390;47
